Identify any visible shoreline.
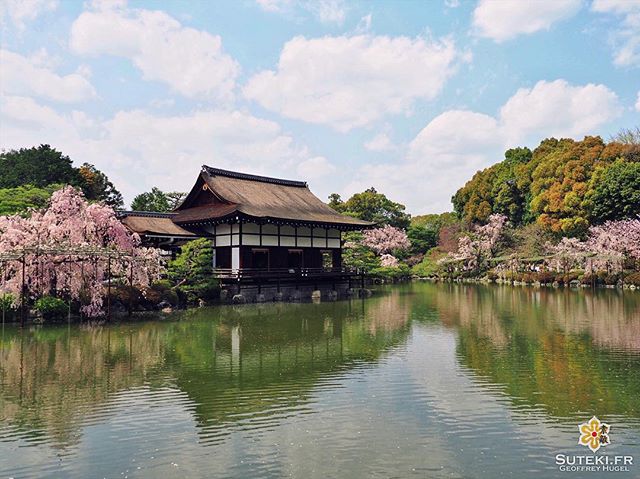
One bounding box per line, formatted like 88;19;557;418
413;276;639;291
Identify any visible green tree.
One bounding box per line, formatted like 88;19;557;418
327;193;343;210
131;187;185;212
587;159;640;222
452;147;531;225
0;145;82;189
331;188;410;229
407;224;439;253
341;232;381;271
528;136;609;236
78;163;124;208
167;238;218;303
0;184;63;216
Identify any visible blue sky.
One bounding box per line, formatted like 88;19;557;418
1;0;638;213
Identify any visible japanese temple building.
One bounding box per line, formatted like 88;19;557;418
120;166;373;298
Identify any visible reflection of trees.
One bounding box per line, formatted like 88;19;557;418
0;291;410;449
412;283;640;419
162;292;412;437
0;326;166;448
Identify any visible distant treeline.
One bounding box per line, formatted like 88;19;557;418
452;132;640;236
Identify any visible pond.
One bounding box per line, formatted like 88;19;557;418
1;283;639;478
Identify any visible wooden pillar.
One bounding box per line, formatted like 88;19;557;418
107;255;112;322
128;254;134;317
20;255;26;328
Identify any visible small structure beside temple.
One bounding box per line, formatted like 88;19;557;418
120;166;374;301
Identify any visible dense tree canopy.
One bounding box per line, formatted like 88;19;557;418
328;188;410;229
587;159;640;222
131;187;186;212
452;147;531;226
78;163;124;208
452;133;639;236
0;184;63;216
0;145;123;210
0;145;81;189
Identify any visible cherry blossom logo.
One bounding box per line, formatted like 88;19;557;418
579;416;611;453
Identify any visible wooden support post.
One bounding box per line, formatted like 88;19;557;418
107;255;112;322
20;255;26;328
128;254;134;317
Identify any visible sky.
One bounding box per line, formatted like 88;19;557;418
0;0;639;214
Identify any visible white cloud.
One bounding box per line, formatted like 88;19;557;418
1;0;58;29
256;0;293;13
256;0;347;25
364;132;395;152
592;0;640;67
0;49;96;103
347;79;621;214
473;0;582;42
70;3;239;100
244;35;461;131
0;96;330;205
306;0;346;24
296;156;336;179
499;79;622;143
636;90;640;111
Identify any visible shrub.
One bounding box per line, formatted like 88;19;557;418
370;264;411;281
603;273;621;285
0;293;17;321
150;280;179;306
34;296;68;322
624;272;640;286
412;247;447;277
109;285;143;310
535;271;555;284
168;238;219;303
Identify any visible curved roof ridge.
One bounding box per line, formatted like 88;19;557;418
202;165;307;188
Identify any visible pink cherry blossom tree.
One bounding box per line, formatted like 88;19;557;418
380;254;400;267
0;187;163;317
544;237;587;272
442;214;508;271
361;225;410;255
587;219;640;262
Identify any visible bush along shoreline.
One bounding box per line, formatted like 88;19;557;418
415;270;640;290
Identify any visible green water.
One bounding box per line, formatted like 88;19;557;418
1;283;639;478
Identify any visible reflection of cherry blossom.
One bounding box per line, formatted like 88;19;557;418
0;187;163;316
